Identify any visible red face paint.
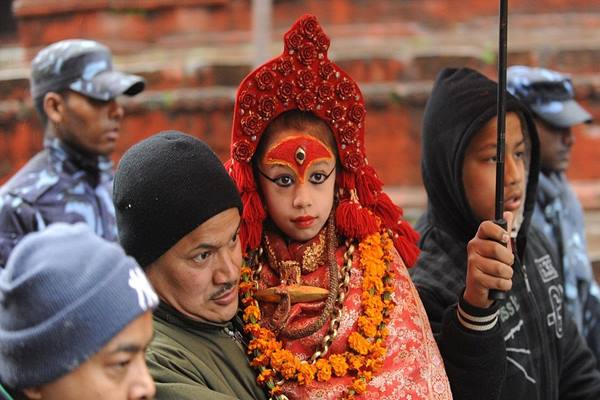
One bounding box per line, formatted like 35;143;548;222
265;135;334;183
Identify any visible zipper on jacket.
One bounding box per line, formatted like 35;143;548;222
518;259;555;399
522;262;532;293
224;326;247;352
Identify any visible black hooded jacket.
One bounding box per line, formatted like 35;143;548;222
410;68;600;400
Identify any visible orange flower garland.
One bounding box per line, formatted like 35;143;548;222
240;230;395;399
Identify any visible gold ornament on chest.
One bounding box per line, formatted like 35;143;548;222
255;229;330;304
253;216;340;339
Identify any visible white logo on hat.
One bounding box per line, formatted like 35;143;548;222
128;267;159;310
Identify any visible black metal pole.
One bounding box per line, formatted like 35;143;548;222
489;0;509;301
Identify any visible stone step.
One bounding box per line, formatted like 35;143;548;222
2;6;600;187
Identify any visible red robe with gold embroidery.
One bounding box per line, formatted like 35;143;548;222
256;227;452;400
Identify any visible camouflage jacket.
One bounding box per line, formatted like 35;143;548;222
533;171;600;366
0;138;117;268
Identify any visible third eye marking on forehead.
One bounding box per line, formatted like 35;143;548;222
265;135;334;182
295;147;306;165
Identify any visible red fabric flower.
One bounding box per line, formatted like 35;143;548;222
316;33;330;52
349;103;366;124
301;15;319;39
241;114;263;137
277;58;294;76
298;43;317;65
316;83;334;103
256;68;275;91
329;104;346;122
297;69;315;89
340;123;357;144
286;30;303;51
239;91;256;110
343;150;364;171
319;62;335;81
233;139;254;162
296;90;316;111
337;80;356;101
258;96;277;119
277;81;295;103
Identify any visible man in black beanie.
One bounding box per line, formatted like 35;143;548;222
113;130;266;400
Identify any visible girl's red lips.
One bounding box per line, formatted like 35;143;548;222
292;215;316;222
291;215;316;228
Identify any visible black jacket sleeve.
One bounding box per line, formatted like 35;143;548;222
418;287;506;400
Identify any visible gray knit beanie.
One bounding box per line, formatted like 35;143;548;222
0;223;158;390
113;130;243;268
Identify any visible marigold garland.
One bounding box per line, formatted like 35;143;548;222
240;231;395;399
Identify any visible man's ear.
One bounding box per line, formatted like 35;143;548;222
22;387;43;399
43;92;66;125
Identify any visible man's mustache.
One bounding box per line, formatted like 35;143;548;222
210;282;237;300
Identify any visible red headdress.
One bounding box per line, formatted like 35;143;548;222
227;14;419;266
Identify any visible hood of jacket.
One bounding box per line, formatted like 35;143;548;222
419;67;540;257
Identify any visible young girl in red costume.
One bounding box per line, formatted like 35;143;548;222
227;15;451;400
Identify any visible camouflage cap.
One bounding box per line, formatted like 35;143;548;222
507;65;592;129
30;39;145;102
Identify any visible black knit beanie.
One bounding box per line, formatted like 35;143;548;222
114;131;243;268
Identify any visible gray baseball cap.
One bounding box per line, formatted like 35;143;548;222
30;39;145;102
507;65;592;129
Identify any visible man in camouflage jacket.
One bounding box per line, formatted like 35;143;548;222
508;66;600;366
0;39;145;267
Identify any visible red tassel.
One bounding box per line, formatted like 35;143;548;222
337;169;356;193
372;193;401;229
241;190;265;251
355;165;383;207
396;218;419;244
335;197;379;239
392;233;420;268
227;159;266;252
388;219;420;268
228;160;255;192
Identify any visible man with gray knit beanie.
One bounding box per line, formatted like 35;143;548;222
0;223;158;400
113;130;266;400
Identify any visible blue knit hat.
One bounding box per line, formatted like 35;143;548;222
0;223;159;390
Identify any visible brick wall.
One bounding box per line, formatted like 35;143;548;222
2;0;600;187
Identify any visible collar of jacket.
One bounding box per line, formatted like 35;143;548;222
45;137;113;184
536;171;564;207
154;300;237;332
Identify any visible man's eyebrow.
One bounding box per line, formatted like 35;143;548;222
191;221;242;251
108;343;143;355
108;332;155;355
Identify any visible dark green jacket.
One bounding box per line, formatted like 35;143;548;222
146;302;267;400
